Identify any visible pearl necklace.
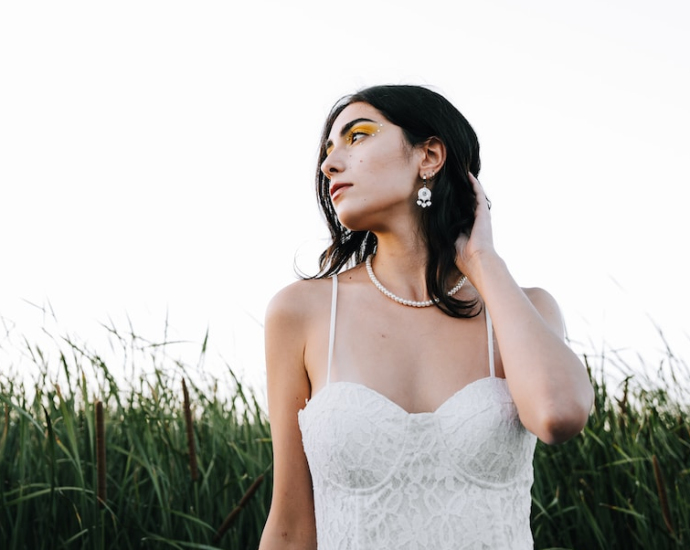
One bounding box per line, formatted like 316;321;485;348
365;254;467;308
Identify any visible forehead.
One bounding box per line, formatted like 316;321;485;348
328;102;385;138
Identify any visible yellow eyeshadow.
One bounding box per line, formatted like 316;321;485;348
325;122;382;157
346;122;382;143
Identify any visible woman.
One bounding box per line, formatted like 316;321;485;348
259;85;593;549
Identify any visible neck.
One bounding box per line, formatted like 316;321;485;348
368;231;429;302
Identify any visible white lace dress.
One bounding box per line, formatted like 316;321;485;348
298;275;537;549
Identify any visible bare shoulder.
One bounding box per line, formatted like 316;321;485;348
522;286;560;312
263;278;335;410
522;286;566;339
265;277;337;394
266;278;333;325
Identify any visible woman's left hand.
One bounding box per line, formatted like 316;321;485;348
454;173;497;279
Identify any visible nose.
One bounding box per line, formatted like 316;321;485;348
321;149;344;179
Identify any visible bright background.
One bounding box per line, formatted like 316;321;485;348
1;0;688;398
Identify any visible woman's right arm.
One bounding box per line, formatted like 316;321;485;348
259;284;317;550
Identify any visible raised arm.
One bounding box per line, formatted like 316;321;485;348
259;284;317;550
455;174;594;444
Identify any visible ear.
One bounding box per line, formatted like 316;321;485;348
418;137;446;180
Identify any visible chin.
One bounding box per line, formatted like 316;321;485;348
337;213;371;233
336;203;390;233
339;220;366;233
335;208;361;232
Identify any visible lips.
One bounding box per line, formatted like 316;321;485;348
329;182;352;200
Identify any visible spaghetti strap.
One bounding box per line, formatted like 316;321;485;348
486;308;495;378
326;274;338;385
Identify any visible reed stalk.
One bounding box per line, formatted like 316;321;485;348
2;403;8;441
95;400;106;509
653;454;675;537
213;473;265;544
182;378;199;482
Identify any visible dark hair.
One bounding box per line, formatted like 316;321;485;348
309;84;481;318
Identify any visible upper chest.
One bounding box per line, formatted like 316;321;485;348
303;279;504;412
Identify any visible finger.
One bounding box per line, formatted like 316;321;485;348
468;172;491;210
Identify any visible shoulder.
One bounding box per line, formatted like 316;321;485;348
522;286;559;313
265;277;334;327
264;279;334;390
522;286;566;339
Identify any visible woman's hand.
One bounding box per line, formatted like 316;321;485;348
454;173;498;280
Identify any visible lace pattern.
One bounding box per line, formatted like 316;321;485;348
298;380;536;549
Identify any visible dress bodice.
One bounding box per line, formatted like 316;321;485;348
298;275;536;549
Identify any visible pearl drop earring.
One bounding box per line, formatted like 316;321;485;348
417;173;432;208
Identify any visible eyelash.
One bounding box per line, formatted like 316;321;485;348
347;130;368;144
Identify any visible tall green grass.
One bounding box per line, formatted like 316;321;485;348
1;323;688;549
0;327;272;549
532;347;690;549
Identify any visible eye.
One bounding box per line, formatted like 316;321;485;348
348;130;368;144
347;122;381;145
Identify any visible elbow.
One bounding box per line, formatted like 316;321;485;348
533;390;594;445
538;414;588;445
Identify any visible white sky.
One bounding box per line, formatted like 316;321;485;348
1;0;689;395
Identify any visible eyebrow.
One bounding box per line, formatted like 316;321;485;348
325;117;378;151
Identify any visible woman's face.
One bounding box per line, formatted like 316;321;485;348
321;102;422;232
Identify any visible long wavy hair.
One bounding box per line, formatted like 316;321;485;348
308;85;482;318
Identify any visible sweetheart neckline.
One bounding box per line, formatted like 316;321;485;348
302;377;508;417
